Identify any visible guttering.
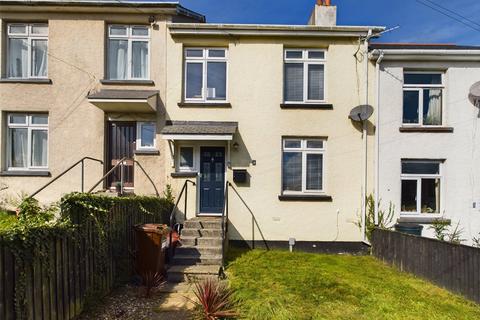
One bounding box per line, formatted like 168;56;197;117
369;49;480;61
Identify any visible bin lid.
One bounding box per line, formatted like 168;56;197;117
395;223;423;229
135;224;170;234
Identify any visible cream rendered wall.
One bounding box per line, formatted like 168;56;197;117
0;10;170;204
165;35;377;242
377;61;480;245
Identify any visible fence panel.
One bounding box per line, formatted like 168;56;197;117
372;228;480;304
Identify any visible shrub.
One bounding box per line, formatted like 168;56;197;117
429;220;465;244
356;194;395;242
192;278;237;320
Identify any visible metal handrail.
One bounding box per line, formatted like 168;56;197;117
227;182;270;250
28;156;103;199
87;157;128;193
133;160;160;197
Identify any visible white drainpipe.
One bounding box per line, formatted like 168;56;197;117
374;50;384;226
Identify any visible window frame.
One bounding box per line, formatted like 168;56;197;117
178;146;196;172
183;47;229;103
6;113;49;171
282;138;326;195
107;24;150;80
400;160;443;216
6;23;49;79
283;49;327;104
135;121;156;151
402;71;445;127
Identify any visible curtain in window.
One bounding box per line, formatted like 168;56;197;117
31;130;48;167
8;38;28;78
31;39;48;77
423;89;442;125
108;40;128;79
186;62;203;99
284;63;304;101
306;154;323;190
307;64;324;101
207;62;226;100
132;41;148;79
10;128;28;168
282;152;302;191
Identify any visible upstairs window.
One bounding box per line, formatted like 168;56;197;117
284;49;326;103
184;48;228;102
7;23;48;79
6;113;48;170
403;72;443;126
107;25;150;80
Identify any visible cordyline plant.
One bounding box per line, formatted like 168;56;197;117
141;271;165;298
192;278;237;320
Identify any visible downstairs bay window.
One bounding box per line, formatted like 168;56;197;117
401;160;442;215
6;113;48;171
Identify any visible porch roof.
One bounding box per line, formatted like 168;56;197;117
87;89;158;113
161;121;238;140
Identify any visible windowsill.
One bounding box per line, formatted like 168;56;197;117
0;170;51;177
398;216;451;224
278;194;333;202
171;171;198;178
280;103;333;110
178;102;232;108
134;149;159;155
399;126;454;133
0;78;52;84
100;79;155;85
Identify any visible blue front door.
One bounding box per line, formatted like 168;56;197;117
199;147;225;214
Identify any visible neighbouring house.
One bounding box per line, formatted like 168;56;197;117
371;43;480;245
0;0;205;203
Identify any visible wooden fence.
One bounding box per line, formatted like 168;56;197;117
0;201;170;320
371;228;480;304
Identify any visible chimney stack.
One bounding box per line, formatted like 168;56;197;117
308;0;337;27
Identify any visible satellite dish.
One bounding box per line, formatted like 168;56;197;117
468;82;480;116
349;105;374;121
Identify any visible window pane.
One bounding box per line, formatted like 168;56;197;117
421;178;440;213
110;26;127;36
282;152;302;192
9;128;28;168
403;91;419;124
308;51;325;59
8;38;28;78
208;49;225;58
31;115;48;125
402;161;440;174
404;73;442;85
306;154;323;190
186;49;203;57
31;39;48;77
306;140;323;149
31;130;48;167
307;64;324;100
108;40;128;79
132;27;149;36
180;148;194;168
285;51;302;59
31;25;48;35
206;62;226;100
140;123;155;148
423;89;442;125
284;140;301;148
9;25;27;34
186;62;203;99
284;63;304;102
132;41;148;79
401;180;417;212
9;114;27;124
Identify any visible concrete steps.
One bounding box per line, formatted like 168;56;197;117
167;265;221;283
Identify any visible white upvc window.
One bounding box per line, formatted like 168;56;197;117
6;113;49;170
282;138;325;194
284;49;326;103
403;72;444;126
7;23;48;79
178;146;195;172
401;160;442;215
136;122;156;150
107;25;150;80
184;48;228;103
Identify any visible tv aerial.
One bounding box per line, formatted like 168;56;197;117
349;104;374;122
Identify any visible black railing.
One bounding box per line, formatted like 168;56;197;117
87;157;128;194
28;156;103;199
168;179;196;258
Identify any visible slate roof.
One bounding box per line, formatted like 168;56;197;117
370;43;480;51
161;121;238;135
87;89;159;100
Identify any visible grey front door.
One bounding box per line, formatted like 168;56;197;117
199;147;225;214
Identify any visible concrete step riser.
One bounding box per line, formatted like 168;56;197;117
172;257;222;266
184;221;222;230
167;272;218;283
181;229;222;238
197;238;223;246
176;247;222;256
180;238;197;246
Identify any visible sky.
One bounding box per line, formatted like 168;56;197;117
180;0;480;45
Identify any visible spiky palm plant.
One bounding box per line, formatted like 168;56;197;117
192;278;237;320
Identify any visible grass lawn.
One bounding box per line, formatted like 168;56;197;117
0;211;17;233
226;248;480;320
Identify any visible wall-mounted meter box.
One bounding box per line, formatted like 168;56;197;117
233;169;248;183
